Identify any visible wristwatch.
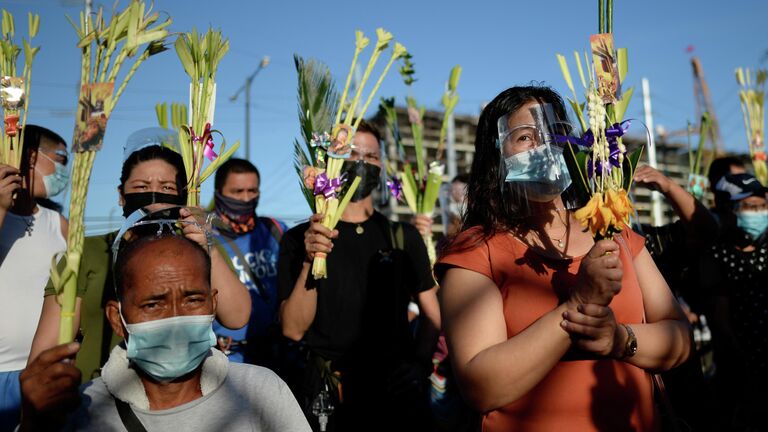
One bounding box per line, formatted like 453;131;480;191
621;324;638;358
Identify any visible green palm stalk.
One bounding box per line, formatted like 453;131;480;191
52;0;171;344
293;55;339;212
175;28;239;206
155;101;187;131
0;10;40;168
304;28;405;279
685;113;712;199
383;65;462;264
736;67;767;185
435;65;461;161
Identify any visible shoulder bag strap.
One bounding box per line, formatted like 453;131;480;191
114;397;148;432
215;235;269;302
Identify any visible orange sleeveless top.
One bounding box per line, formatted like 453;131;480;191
437;227;657;432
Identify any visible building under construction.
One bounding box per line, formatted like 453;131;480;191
371;105;744;237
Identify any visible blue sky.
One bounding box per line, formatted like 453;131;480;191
4;0;767;232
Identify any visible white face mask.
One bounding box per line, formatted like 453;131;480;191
35;152;70;197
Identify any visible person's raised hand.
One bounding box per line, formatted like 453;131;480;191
570;240;623;307
634;165;672;195
303;213;337;263
0;164;21;212
180;207;209;252
19;342;82;431
411;214;433;238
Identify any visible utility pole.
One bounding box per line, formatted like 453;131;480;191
642;78;664;226
230;56;270;161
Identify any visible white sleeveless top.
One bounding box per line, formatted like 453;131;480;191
0;206;66;371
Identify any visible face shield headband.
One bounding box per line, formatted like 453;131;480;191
111;206;217;292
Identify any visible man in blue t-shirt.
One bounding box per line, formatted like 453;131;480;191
212;158;287;365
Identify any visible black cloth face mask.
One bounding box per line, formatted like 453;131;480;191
342;160;382;202
122;192;184;218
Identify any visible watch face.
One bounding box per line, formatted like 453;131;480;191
623;324;638;358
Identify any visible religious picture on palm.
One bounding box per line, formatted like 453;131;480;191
0;76;25;111
590;33;621;104
73;82;113;152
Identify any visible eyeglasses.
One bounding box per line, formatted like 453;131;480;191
111;206;216;266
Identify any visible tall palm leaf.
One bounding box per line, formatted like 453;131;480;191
293;55;339;211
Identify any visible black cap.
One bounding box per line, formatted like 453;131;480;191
714;173;768;201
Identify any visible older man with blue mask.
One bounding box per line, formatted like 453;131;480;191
18;216;309;432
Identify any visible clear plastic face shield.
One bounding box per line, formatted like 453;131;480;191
496;103;578;217
111;206;219;275
122;127;180;162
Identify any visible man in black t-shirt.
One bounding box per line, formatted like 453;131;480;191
278;121;440;432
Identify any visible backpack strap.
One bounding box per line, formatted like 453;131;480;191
260;216;284;243
114;397;148;432
213;235;269;302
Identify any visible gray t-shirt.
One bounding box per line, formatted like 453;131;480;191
64;363;311;431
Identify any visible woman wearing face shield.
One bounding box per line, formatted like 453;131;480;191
27;129;251;382
436;86;690;431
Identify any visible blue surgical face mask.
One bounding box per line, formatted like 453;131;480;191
120;308;216;382
36;152;69;197
503;144;572;201
736;210;768;240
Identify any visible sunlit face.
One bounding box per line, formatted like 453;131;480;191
499;101;542;157
349;131;382;167
221;172;260;202
119;159;179;210
108;237;216;336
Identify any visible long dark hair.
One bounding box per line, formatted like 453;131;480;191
451;85;570;252
119;145;188;202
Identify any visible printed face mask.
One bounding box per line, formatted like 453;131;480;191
214;191;258;234
120;309;216;382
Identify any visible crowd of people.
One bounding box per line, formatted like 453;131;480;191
0;84;767;432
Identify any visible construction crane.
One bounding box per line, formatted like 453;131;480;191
691;56;724;155
655;56;724;157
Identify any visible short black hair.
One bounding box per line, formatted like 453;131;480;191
21;124;67;173
452;173;470;184
114;234;211;300
214;158;260;192
356;119;382;144
708;156;745;190
119;145;188;202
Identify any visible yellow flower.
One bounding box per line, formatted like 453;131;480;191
605;188;633;228
574;192;619;238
